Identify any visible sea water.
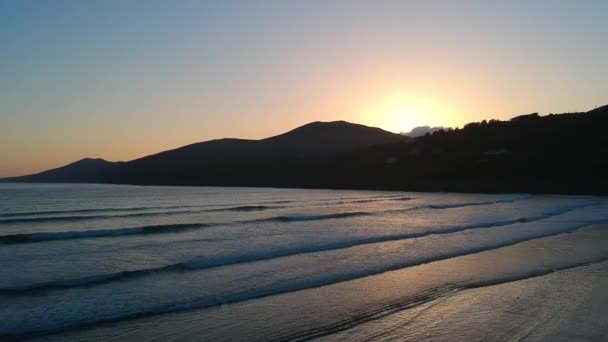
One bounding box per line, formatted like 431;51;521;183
1;183;607;340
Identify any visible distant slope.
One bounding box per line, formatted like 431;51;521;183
4;108;608;194
129;121;404;165
118;121;406;185
325;105;608;194
3;121;405;185
260;121;407;158
2;158;119;183
589;104;608;113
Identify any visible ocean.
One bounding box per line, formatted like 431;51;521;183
1;183;607;341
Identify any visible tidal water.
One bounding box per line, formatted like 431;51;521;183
1;183;607;341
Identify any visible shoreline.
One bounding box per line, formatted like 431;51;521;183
2;181;607;197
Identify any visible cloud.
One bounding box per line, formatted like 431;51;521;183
401;126;446;137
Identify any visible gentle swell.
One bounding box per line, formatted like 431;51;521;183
427;197;527;209
0;204;362;224
0;206;289;224
0;198;588;246
0;210;212;224
210;205;286;212
0;203;591;295
0;212;373;245
323;197;413;205
0;196;526;225
266;286;461;342
0;195;405;221
254;211;373;223
0;211;371;244
264;257;608;342
3;229;607;340
0;205;204;218
0;223;211;244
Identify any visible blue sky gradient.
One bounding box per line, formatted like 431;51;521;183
1;0;607;176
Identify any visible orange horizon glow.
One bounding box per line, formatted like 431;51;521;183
358;93;463;133
1;1;606;177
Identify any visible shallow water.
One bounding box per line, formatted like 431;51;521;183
1;183;607;340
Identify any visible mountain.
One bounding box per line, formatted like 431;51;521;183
4;107;608;194
589;104;608;113
2;158;120;183
325;105;608;194
129;120;405;164
3;121;405;185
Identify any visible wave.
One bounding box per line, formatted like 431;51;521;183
427;196;529;209
389;196;539;214
0;200;295;221
392;197;415;201
265;257;608;342
0;263;187;294
0;211;372;244
210;205;287;212
0;209;214;224
253;211;373;223
0;211;373;244
0;203;593;294
0;195;527;225
0;223;211;244
0;206;287;224
4;231;607;340
0;198;591;246
0;203;275;223
0;195;404;220
0;205;204;218
322;197;414;205
0;200;383;224
267;286;460;342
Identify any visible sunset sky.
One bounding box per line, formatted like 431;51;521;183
1;0;607;177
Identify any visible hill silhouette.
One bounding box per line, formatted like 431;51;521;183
130;120;405;164
4;158;120;183
3;107;607;194
3;121;405;185
328;106;608;194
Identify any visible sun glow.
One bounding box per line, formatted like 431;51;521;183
360;93;457;133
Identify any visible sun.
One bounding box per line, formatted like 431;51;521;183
360;94;454;133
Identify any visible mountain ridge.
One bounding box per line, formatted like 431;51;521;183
3;121;404;183
3;107;608;195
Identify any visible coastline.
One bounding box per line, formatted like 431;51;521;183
2;180;608;197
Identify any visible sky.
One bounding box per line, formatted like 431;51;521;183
1;0;607;177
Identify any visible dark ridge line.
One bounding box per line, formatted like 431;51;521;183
3;225;606;341
0;202;595;296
